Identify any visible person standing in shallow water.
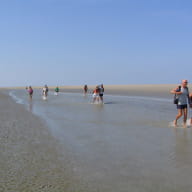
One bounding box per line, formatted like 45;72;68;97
99;84;104;103
27;86;33;100
42;85;49;99
84;85;88;95
170;80;192;128
55;86;59;95
92;86;100;103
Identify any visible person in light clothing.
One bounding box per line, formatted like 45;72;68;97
170;80;192;127
42;85;49;100
92;86;100;103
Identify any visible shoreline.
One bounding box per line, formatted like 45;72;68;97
58;84;177;98
0;91;89;191
1;84;184;98
1;86;192;191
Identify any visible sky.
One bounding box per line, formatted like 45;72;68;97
0;0;192;87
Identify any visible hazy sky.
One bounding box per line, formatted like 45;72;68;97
0;0;191;87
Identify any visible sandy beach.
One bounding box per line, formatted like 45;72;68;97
6;84;183;98
0;91;90;191
4;84;189;98
58;84;178;98
1;84;192;192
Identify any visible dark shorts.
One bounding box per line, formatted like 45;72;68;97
177;104;188;109
99;93;103;97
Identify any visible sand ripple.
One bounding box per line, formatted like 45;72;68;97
0;93;90;192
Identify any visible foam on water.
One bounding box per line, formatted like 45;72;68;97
9;90;25;105
169;119;192;128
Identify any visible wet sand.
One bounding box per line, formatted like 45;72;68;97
0;92;89;191
1;84;192;192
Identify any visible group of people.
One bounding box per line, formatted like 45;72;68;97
170;79;192;128
83;84;105;104
26;81;192;127
26;84;104;104
26;85;60;100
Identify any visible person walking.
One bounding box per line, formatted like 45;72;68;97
99;84;104;103
92;86;100;103
27;86;33;99
54;86;59;95
84;84;88;95
170;80;192;128
42;85;49;100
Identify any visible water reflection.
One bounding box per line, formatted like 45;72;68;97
174;128;192;165
28;100;33;112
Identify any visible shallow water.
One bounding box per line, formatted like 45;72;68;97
8;89;192;192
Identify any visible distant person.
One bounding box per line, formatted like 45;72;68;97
54;86;59;96
45;85;49;95
170;80;192;127
27;86;33;99
98;84;104;103
84;84;88;95
92;86;100;103
42;85;49;99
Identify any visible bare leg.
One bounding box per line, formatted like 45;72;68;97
97;96;100;103
174;109;183;127
100;96;103;103
93;96;96;103
183;108;188;128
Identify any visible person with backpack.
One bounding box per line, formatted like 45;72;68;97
170;80;192;128
173;84;181;104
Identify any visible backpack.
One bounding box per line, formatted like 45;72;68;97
173;87;189;104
